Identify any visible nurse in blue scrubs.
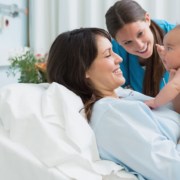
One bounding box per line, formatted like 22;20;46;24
105;0;176;97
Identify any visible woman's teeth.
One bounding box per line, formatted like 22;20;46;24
138;44;148;53
113;69;121;73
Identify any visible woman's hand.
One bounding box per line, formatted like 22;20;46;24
144;99;159;109
178;139;180;144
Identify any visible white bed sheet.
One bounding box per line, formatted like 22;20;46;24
0;83;138;180
0;120;72;180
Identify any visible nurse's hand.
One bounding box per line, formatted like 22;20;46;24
144;99;159;109
178;139;180;144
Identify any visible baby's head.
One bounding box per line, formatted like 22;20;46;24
160;25;180;71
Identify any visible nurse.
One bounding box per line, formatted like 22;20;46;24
105;0;176;97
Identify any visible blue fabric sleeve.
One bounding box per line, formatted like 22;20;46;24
153;19;176;34
92;100;180;180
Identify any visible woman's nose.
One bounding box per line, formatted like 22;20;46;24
114;52;123;63
135;40;144;50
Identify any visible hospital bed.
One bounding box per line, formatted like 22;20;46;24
0;83;137;180
0;121;71;180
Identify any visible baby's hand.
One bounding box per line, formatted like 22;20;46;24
156;44;164;60
144;99;159;109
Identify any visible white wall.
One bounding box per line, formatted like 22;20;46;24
0;0;27;88
31;0;179;55
1;0;179;88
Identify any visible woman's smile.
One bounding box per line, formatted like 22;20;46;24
137;43;148;53
113;67;122;75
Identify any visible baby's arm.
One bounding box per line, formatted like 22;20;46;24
172;91;180;114
169;69;180;114
144;68;180;111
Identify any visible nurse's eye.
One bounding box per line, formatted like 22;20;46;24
168;47;172;51
138;32;143;37
124;41;131;45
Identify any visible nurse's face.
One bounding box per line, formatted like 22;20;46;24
115;13;154;59
86;35;125;94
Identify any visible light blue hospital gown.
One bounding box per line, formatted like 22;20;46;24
90;88;180;180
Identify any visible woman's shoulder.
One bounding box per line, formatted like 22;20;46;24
152;19;176;33
90;89;148;130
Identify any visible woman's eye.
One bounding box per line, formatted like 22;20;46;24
106;54;111;58
138;32;143;37
125;41;131;45
168;47;172;51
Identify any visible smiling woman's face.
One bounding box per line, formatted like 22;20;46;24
86;35;125;95
115;14;154;59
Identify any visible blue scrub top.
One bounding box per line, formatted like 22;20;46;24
112;19;176;93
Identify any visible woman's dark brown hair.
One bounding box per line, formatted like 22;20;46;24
47;28;111;121
105;0;165;97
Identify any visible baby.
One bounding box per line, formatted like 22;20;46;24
144;25;180;114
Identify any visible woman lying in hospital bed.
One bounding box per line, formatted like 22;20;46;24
46;28;180;180
0;27;179;180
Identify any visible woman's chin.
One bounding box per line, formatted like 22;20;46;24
140;51;152;59
119;78;126;87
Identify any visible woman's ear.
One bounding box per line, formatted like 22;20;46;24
145;13;151;26
86;71;90;78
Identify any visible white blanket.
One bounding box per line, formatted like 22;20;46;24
0;83;137;180
0;121;72;180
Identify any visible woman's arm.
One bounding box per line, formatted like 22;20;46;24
92;99;180;180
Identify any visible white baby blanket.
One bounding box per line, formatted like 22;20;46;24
0;82;137;180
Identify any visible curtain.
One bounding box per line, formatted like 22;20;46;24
29;0;180;55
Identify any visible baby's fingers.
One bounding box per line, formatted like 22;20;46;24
156;44;164;52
